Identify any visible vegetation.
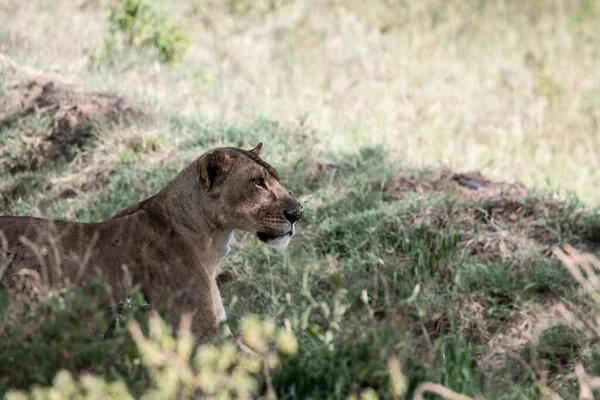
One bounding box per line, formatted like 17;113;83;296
1;0;600;398
103;0;190;64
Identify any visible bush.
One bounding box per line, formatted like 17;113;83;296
0;284;146;396
104;0;190;64
5;313;305;400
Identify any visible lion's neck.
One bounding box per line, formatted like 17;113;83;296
149;167;234;275
188;227;233;278
214;230;233;266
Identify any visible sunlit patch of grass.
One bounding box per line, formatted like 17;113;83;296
2;0;599;202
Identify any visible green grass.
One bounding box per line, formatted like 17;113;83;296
2;0;600;399
5;112;597;397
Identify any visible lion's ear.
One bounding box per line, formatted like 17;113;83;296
199;150;234;196
249;142;263;157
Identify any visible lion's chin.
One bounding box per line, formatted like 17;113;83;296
256;229;293;249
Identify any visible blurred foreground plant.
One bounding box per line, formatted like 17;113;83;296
6;312;297;400
0;283;143;395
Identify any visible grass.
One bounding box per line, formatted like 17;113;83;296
2;0;600;399
3;0;600;202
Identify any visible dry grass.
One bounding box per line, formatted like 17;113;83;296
1;0;598;203
384;167;580;261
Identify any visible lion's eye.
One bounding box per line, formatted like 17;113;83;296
253;178;266;188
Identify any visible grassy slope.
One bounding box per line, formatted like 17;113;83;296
1;0;600;398
3;0;600;202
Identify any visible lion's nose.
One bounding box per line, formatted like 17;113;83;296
284;209;303;223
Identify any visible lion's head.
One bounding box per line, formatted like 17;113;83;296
198;143;303;248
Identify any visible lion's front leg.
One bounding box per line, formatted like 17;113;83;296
210;277;258;357
164;272;219;346
210;277;231;336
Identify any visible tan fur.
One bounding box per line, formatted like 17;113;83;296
0;144;303;345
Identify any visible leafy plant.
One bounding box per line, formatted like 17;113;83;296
6;313;301;400
0;284;145;396
105;0;190;64
433;334;484;397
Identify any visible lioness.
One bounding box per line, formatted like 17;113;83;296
0;143;303;344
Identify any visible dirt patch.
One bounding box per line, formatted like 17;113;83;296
457;197;567;260
405;197;568;261
384;168;527;201
304;160;340;187
0;53;143;173
385;168;582;261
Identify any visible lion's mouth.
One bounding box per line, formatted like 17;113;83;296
256;230;292;242
256;226;294;249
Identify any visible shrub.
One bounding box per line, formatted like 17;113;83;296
104;0;190;64
5;313;303;400
0;284;146;396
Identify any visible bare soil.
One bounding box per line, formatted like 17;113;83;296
0;53;143;173
384;168;581;261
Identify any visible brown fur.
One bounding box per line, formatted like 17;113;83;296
0;144;303;344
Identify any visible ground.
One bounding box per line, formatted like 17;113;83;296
1;1;600;399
